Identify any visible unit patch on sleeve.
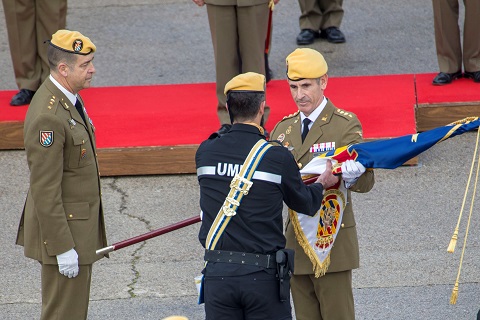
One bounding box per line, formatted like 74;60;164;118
39;130;54;147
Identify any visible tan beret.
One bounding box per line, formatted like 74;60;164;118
286;48;328;80
49;30;96;55
224;72;266;96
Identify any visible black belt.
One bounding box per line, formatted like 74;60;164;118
204;249;276;269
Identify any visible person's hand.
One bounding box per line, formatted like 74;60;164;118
192;0;205;6
315;160;339;189
56;248;79;278
341;160;366;187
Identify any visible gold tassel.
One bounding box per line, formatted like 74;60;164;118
448;130;480;304
268;0;275;10
447;229;458;253
450;282;458;305
447;128;479;253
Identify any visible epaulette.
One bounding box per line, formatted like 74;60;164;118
44;95;60;112
334;108;355;120
280;110;300;121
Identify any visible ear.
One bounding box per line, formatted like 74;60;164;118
57;62;69;77
321;74;328;90
259;101;265;116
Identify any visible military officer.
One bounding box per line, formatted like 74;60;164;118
17;30;108;320
271;48;375;319
196;72;339;319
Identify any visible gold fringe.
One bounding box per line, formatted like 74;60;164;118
448;117;478;126
289;209;331;278
450;283;458;305
314;254;330;278
447;230;458;253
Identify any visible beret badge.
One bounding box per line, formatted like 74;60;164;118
73;39;83;52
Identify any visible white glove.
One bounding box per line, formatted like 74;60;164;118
56;248;79;278
341;160;366;188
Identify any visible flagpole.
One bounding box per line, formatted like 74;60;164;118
96;174;321;255
96;215;201;255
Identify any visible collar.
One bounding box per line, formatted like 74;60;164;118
300;96;327;124
49;74;78;106
230;123;265;136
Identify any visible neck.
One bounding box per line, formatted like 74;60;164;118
243;122;264;135
51;73;76;95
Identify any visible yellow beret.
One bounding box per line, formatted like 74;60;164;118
224;72;266;96
49;30;96;55
286;48;328;80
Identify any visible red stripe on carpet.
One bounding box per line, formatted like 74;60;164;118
0;74;419;148
415;73;480;104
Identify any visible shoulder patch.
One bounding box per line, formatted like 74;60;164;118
39;130;54;147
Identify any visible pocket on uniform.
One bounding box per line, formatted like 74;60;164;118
69;131;94;168
63;202;90;220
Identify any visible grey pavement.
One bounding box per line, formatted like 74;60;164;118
1;1;478;319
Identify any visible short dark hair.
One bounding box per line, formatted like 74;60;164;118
47;44;78;70
226;91;265;122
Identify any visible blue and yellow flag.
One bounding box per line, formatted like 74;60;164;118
316;117;479;173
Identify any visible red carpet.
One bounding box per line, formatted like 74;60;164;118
3;73;475;149
415;73;480;104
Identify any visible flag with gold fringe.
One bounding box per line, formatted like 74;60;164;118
289;180;347;278
310;117;480;174
294;117;480;288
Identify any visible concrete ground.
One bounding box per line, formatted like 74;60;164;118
1;1;478;319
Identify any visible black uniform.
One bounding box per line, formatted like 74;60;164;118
196;124;325;320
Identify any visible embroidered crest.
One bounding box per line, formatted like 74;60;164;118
73;39;83;52
277;133;285;143
316;192;342;251
39;131;54;147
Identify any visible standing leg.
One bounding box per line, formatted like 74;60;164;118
206;4;239;126
462;0;480;81
237;4;270;125
41;264;93;320
432;0;463;84
36;0;68;82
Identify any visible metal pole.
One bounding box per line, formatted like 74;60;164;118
96;173;322;255
96;215;201;255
